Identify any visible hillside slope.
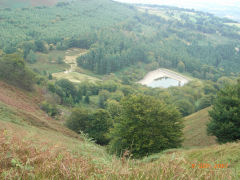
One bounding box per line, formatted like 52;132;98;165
183;107;217;148
0;82;240;179
0;81;78;138
0;0;63;8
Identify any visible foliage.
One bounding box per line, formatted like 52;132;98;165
26;50;37;64
108;94;183;158
0;130;107;179
106;99;122;120
77;32;149;74
0;1;239;79
55;79;78;104
175;99;195;116
40;101;59;117
98;90;110;108
207;80;240;143
84;95;90;104
0;53;36;90
66;108;112;145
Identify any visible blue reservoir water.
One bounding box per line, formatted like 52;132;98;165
148;77;180;88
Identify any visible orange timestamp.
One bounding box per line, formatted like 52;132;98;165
192;163;228;169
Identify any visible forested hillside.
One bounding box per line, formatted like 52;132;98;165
0;0;240;78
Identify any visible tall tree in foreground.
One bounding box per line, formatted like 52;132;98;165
207;80;240;143
108;94;183;158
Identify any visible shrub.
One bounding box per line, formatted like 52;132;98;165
40;101;59;117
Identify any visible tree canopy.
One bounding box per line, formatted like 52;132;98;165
108;94;183;158
207;80;240;143
0;53;36;90
66;108;112;145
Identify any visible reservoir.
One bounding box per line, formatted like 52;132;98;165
138;68;190;88
148;77;180;88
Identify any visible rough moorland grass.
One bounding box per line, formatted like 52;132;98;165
0;126;239;179
0;130;108;179
0;102;25;125
1;112;240;180
183;107;217;148
0;86;239;179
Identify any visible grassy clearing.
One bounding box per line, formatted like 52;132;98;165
28;50;69;74
27;48;101;83
51;48;101;83
183;107;217;148
52;71;101;83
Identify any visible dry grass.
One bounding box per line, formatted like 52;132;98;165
0;81;239;179
0;130;107;179
183;107;217;148
0;123;239;180
0;81;79;138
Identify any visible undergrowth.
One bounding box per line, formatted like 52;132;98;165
0;129;238;180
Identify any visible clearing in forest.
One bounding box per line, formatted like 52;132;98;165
52;48;101;83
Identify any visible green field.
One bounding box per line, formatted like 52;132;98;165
28;50;69;74
53;71;101;83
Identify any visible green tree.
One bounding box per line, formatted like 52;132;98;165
89;109;112;145
177;61;185;72
66;108;90;133
56;79;77;100
207;80;240;143
40;101;59;117
84;95;90;104
108;94;183;158
48;73;53;80
26;50;37;64
98;90;110;108
197;94;214;111
35;40;47;53
0;53;35;90
175;99;195;116
106;99;122;120
66;108;112;145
